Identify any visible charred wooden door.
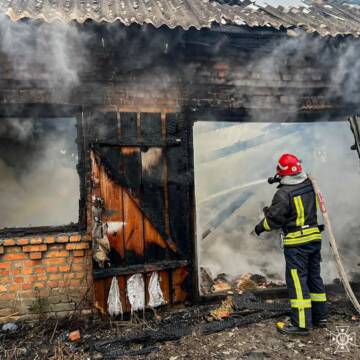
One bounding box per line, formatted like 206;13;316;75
88;112;192;314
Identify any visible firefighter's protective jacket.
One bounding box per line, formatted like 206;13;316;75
257;178;322;246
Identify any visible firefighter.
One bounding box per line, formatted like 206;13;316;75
254;153;328;335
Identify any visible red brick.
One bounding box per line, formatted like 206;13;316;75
33;282;45;289
16;238;29;245
36;275;47;281
3;239;15;246
30;237;43;244
0;263;10;269
72;258;85;264
43;258;66;266
30;252;43;260
70;234;81;242
66;243;89;251
56;236;69;243
23;260;39;267
44;236;56;244
72;264;85;272
25;276;37;283
23;244;47;253
49;244;65;251
48;281;58;288
73;250;85;257
45;251;69;258
34;267;45;274
49;274;63;281
9;284;22;291
47;266;58;273
11;269;21;276
2;253;27;261
22;283;31;290
6;247;21;254
0;270;9;276
14;277;24;283
59;265;71;272
23;268;33;275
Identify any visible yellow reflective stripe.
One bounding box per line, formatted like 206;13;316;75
284;234;322;246
286;227;320;239
291;269;307;328
294;196;305;226
290;299;312;309
263;218;271;231
310;293;327;302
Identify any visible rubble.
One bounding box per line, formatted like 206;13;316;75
0;294;358;359
210;297;234;320
201;268;284;295
68;330;81;342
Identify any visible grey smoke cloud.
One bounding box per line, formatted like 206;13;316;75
0;117;79;228
0;14;91;100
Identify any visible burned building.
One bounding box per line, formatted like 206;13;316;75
0;0;360;321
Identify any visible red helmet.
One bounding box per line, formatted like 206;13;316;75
276;153;302;176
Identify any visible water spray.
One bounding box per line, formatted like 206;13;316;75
198;178;268;206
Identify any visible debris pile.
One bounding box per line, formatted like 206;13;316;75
201;267;285;295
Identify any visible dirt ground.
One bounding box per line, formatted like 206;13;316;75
1;297;359;360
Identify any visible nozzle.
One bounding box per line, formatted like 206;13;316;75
268;174;281;184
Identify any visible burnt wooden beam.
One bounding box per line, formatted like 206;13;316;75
93;260;189;279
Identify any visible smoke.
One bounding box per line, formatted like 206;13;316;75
0;14;91;101
0;117;79;228
195;121;360;286
195;33;360;287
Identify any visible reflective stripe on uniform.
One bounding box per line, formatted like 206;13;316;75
284;233;322;246
294;196;305;227
284;227;321;246
291;268;311;328
290;299;312;309
310;292;327;302
263;218;271;231
286;227;320;239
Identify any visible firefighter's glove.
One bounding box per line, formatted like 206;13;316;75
254;223;263;236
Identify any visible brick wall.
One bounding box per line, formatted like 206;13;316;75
0;233;93;323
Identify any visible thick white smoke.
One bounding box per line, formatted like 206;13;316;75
195;121;360;286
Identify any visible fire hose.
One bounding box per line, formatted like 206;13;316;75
309;176;360;315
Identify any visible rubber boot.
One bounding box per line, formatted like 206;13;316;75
276;322;310;336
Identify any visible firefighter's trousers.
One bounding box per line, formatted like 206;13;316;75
284;241;328;329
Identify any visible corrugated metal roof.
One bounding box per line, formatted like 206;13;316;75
0;0;359;36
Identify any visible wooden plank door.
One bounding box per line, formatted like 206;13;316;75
89;112;192;314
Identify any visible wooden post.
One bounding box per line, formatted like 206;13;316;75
309;176;360;315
